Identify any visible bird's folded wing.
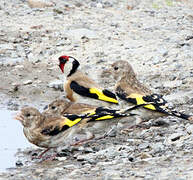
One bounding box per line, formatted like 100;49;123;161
41;115;85;136
70;81;118;104
117;91;192;120
86;107;135;122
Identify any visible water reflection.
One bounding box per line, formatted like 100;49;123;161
0;109;32;172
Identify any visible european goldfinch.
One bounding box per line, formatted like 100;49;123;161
58;55;118;106
15;104;140;158
107;60;193;122
43;99;143;139
43;99;97;116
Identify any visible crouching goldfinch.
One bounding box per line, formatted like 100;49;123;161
15;103;140;159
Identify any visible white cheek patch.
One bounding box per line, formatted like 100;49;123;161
63;61;73;77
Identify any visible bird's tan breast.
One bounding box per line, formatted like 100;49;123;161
23;128;49;148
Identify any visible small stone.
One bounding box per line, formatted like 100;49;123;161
83;147;94;153
159;48;168;57
57;156;67;161
64;28;98;41
15;65;24;69
76;154;96;164
27;0;54;8
96;3;103;8
76;155;86;161
186;124;193;134
163;80;182;88
139;143;149;150
63;164;77;169
23;80;33;85
69;169;83;176
128;156;134;162
151;120;169;127
48;80;63;91
15;160;23;167
57;150;70;157
140;152;152;159
169;132;183;142
152;142;164;153
7;100;19;111
31;152;38;156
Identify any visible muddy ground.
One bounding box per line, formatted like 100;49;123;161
0;0;193;179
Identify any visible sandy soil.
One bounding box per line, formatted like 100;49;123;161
0;0;193;179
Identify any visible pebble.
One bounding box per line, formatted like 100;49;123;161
23;80;33;85
63;164;77;169
76;154;96;164
69;169;83;176
139;143;150;150
168;132;184;142
15;160;23;167
163;80;182;88
27;0;54;8
48;80;63;90
151;142;164;153
186;124;193;134
57;156;67;161
64;28;98;41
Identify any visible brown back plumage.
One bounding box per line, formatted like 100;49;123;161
43;99;72;116
43;99;97;116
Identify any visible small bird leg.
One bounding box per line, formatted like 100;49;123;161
94;126;117;140
71;132;95;146
32;148;51;160
40;153;58;162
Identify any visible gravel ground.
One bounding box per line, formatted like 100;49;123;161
0;0;193;179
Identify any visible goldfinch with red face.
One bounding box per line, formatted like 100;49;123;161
107;60;193;122
58;55;118;106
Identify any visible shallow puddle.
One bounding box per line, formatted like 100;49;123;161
0;109;32;172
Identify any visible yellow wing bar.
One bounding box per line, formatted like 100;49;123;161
89;88;118;104
70;81;118;104
128;93;156;110
60;117;82;128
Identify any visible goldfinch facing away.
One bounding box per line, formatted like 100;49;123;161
43;99;97;116
58;55;118;105
108;60;193;121
43;99;143;139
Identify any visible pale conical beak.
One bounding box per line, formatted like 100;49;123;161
14;112;24;122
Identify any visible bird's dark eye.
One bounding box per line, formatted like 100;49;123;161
25;113;31;117
114;66;119;70
51;106;56;110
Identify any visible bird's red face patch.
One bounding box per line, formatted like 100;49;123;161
58;55;69;73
